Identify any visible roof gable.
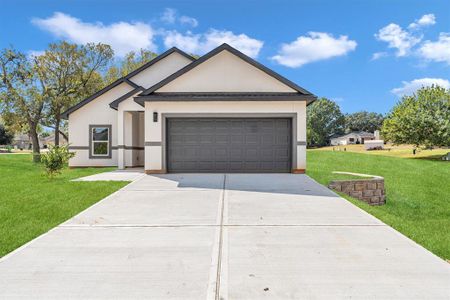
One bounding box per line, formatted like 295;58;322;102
140;44;314;95
62;47;194;118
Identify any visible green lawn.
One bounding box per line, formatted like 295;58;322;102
0;154;128;257
307;150;450;260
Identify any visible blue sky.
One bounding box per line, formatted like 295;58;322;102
1;0;449;114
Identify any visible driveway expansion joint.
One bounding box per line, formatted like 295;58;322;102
215;174;227;300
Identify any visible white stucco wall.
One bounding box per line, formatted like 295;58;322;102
68;82;133;167
69;52;192;167
128;52;192;88
156;50;296;93
144;101;307;172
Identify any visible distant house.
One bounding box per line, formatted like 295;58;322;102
12;133;66;150
330;131;375;146
12;134;34;150
41;133;67;148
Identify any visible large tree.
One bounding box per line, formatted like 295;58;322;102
382;85;450;149
345;111;384;133
0;48;46;162
307;98;346;147
37;41;113;145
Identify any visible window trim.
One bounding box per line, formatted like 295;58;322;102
89;125;112;159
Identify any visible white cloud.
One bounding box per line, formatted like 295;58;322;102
409;14;436;29
163;29;263;58
371;51;388;60
418;33;450;65
179;16;198;27
161;8;198;27
32;12;156;56
160;8;176;24
270;32;357;68
391;78;450;96
375;23;421;57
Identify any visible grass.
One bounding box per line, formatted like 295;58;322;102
307;150;450;260
318;144;449;159
0;154;128;257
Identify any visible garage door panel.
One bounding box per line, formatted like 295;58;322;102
167;118;291;173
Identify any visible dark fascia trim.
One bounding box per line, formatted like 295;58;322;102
61;78;132;119
109;86;145;110
61;47;195;119
139;43;315;96
134;92;317;106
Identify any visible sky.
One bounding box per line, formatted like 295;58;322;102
1;0;449;114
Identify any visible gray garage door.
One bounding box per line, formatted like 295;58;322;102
167;118;292;173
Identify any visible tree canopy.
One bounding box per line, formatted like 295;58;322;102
37;41;114;145
345;111;384;133
0;48;47;161
307;98;345;147
382;85;450;148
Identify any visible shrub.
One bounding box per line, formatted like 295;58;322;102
40;145;75;177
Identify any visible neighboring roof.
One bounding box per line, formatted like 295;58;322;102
331;131;375;140
134;92;316;106
61;47;195;119
139;43;315;96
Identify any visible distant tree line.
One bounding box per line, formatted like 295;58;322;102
307;85;450;149
307;98;384;147
0;41;159;162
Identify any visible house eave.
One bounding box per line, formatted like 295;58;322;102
134;92;317;107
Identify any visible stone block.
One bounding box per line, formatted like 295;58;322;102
350;191;362;198
363;190;374;197
354;183;365;191
366;182;377;190
374;189;382;196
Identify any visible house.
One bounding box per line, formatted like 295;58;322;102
62;44;316;174
41;133;67;149
12;134;33;150
330;131;375;146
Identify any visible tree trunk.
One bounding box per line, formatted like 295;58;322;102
29;122;41;163
54;112;61;146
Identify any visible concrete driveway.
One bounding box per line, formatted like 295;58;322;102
0;174;449;299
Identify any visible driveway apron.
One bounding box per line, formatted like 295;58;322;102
0;173;449;299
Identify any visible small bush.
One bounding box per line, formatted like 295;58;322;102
41;145;75;177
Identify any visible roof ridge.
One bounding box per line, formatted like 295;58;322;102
139;43;315;96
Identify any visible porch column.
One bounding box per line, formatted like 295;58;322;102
144;104;164;173
293;102;307;173
117;111;125;169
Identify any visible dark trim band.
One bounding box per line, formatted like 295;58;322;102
297;141;307;146
117;145;145;150
145;141;162;146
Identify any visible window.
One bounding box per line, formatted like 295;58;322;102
90;125;111;158
349;138;355;142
